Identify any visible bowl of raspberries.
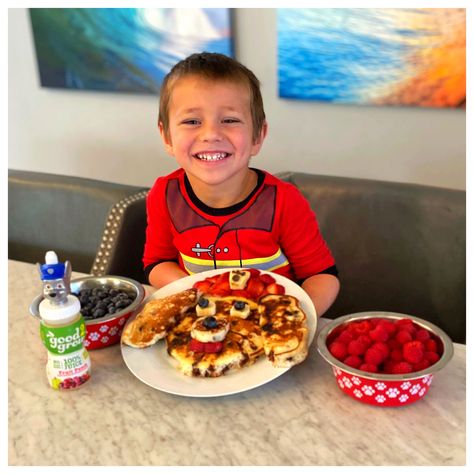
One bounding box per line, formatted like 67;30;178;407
317;312;454;406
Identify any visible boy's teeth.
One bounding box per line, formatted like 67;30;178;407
196;152;228;161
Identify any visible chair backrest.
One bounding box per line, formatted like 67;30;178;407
8;169;147;273
279;172;466;343
91;190;149;284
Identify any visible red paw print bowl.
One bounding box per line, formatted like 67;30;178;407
30;276;145;350
317;312;453;407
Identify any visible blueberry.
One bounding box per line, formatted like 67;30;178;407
93;308;106;318
198;298;209;308
203;316;218;329
234;301;246;310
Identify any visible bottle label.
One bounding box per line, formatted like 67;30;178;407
40;317;91;390
40;317;87;355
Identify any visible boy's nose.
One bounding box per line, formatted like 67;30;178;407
199;122;222;142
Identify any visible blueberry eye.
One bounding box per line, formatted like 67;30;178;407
203;316;218;329
198;298;209;308
234;301;246;310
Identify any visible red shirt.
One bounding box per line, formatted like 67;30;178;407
143;169;335;282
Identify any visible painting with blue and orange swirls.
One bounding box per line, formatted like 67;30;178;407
29;8;233;94
278;8;465;108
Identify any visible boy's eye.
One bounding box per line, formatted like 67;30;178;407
223;118;241;124
181;119;200;125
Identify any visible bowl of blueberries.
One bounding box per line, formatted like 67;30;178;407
71;276;145;349
30;276;145;349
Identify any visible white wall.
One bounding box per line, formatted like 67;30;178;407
8;8;466;190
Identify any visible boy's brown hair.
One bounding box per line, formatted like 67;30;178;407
159;52;266;143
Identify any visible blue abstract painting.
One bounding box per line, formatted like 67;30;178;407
29;8;233;94
278;8;465;108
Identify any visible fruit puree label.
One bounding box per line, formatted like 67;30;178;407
40;318;91;390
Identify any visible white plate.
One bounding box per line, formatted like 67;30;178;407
121;269;317;397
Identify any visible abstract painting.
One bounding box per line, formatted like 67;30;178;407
29;8;233;94
278;8;465;108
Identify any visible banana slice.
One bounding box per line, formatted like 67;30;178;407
230;300;251;319
196;297;216;317
191;316;230;342
229;270;251;290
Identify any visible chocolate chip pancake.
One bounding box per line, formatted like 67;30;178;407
258;294;309;368
121;288;199;348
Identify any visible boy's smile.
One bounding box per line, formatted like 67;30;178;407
160;75;267;207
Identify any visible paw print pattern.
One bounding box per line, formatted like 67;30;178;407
386;388;400;398
362;385;375;396
108;327;118;336
334;368;434;406
99;325;109;333
342;377;353;388
89;332;100;341
375;394;386;403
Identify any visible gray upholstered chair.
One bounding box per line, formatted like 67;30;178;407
8;169;147;274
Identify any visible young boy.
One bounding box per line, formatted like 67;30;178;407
143;52;340;317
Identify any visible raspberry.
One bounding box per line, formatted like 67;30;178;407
337;329;354;344
413;359;431;371
343;355;362;368
415;329;431;342
365;346;387;365
360;363;378;373
329;341;347;360
371;342;390;359
396;319;417;334
379;320;397;335
396;329;413;345
424;339;438;352
347;339;366;356
392;362;413;374
425;351;440;364
349;320;373;335
369;326;389;342
402;340;425;364
357;334;372;348
390;348;403;362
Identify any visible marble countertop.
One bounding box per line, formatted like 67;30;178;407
8;260;466;466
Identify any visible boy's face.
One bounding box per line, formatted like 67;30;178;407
159;75;267;190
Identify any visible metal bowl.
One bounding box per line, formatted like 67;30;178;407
317;312;454;406
30;275;145;350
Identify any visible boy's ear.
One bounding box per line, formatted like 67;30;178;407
251;120;268;156
159;121;175;156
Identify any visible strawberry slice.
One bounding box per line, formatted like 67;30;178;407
266;283;285;295
203;341;224;353
246;277;265;299
188;339;205;352
188;339;224;353
247;268;261;277
259;274;276;285
193;280;212;293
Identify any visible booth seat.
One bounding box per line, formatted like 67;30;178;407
8;169;465;342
